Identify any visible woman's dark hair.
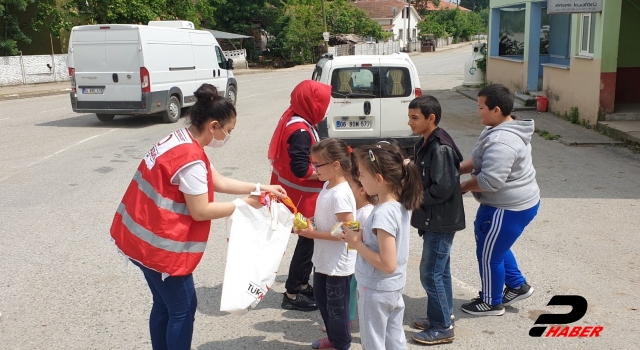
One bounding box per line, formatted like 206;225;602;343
354;144;423;211
189;84;236;131
478;84;514;117
311;138;352;174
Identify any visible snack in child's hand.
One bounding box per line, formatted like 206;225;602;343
293;212;310;231
330;222;343;237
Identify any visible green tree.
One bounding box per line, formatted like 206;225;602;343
211;0;266;35
459;0;490;11
326;0;387;39
0;0;36;55
418;8;486;40
64;0;216;28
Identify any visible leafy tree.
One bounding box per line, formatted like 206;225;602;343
211;0;265;35
64;0;216;28
0;0;36;55
417;8;486;40
459;0;490;11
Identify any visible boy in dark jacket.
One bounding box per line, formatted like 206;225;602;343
407;95;465;345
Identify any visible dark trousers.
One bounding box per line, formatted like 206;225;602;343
314;272;352;350
131;260;196;350
285;236;314;294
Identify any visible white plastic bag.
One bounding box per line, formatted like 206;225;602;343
220;198;294;314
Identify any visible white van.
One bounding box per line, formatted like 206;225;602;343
312;53;422;154
67;21;237;123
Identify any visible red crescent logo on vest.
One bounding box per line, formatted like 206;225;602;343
157;134;174;146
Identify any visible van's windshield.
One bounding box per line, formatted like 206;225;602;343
330;67;412;99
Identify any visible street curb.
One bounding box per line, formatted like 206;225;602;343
453;86;624;146
0;88;71;101
597;122;640;145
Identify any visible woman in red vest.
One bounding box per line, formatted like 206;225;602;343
268;80;330;311
111;84;285;350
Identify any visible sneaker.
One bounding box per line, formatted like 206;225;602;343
412;326;455;345
503;283;534;306
311;337;333;349
281;293;318;311
300;285;315;300
461;295;504;316
412;315;455;330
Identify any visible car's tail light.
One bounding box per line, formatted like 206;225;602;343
140;67;150;93
415;88;422;97
68;67;76;92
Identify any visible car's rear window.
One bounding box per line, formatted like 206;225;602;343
330;67;412;99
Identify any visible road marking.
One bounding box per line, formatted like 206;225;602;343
26;129;118;168
0;118;9;121
40;107;68;113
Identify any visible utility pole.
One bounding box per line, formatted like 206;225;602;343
321;0;328;54
405;0;411;52
322;0;327;32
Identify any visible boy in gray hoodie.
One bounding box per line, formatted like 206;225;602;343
459;84;540;316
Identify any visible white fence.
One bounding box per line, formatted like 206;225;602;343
225;49;248;69
0;49;247;86
328;38;462;57
0;54;70;86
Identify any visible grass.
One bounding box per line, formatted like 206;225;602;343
536;129;560;141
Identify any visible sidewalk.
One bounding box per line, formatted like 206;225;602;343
0;81;71;101
455;86;623;146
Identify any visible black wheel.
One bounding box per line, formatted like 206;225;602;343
162;95;181;123
96;114;115;122
226;85;237;106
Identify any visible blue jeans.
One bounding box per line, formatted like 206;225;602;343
419;231;455;329
132;260;197;350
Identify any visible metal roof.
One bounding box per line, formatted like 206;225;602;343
204;29;252;40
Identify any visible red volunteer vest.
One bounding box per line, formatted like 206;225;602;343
270;120;324;218
111;128;214;276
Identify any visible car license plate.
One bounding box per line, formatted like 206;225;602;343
82;87;104;94
336;120;371;129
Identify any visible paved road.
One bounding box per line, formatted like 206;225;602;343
1;45;639;349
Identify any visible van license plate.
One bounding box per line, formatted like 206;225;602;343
336;120;371;129
82;88;104;94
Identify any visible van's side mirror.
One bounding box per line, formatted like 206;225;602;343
227;58;234;70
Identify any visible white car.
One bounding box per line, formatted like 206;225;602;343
312;53;422;154
67;20;237;123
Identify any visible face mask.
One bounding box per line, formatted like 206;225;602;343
207;125;231;148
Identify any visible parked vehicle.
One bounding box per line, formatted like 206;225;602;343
311;53;422;155
67;21;237;123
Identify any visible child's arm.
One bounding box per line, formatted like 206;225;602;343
343;227;397;274
297;212;354;241
460;158;473;175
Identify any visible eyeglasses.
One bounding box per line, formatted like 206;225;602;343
312;162;330;170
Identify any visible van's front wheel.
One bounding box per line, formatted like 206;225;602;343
226;85;237;106
96;114;115;122
162;96;181;123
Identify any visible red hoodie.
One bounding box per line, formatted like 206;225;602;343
268;80;331;217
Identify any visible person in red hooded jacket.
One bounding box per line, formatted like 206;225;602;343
268;80;331;311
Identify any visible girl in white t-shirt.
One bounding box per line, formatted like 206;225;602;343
297;138;356;350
